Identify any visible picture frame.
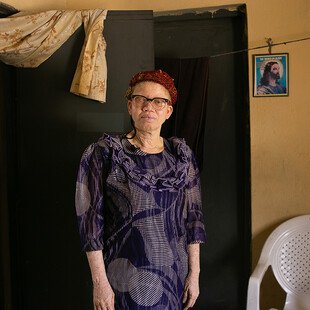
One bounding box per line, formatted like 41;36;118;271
253;53;289;97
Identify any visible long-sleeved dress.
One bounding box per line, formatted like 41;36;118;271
75;133;206;309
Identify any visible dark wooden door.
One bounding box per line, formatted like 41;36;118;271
6;11;154;310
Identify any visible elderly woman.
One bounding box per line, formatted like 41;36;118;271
75;70;206;310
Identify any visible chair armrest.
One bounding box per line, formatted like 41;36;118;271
246;261;269;310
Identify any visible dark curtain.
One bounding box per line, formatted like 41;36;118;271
155;57;209;170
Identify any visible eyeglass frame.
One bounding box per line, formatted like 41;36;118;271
130;94;171;110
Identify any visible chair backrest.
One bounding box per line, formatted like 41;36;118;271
261;215;310;308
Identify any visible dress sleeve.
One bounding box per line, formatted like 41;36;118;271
186;150;207;244
75;143;106;251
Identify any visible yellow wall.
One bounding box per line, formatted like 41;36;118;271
4;0;310;307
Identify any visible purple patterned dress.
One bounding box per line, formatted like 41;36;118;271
75;133;206;309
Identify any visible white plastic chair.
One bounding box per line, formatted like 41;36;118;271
246;215;310;310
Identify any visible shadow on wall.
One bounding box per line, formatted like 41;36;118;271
251;218;293;310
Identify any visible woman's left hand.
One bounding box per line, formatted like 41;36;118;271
182;271;200;309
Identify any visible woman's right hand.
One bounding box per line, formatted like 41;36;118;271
93;279;115;310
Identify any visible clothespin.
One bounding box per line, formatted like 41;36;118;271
266;37;273;54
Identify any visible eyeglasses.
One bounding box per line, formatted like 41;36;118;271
130;94;170;110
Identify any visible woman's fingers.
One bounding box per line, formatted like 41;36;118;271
183;274;199;310
183;291;195;309
94;300;114;310
182;286;188;304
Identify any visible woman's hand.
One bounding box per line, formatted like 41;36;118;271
93;279;115;310
182;271;200;310
86;251;115;310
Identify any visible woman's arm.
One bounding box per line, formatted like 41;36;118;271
183;243;201;310
86;251;115;310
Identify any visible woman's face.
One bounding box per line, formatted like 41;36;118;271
127;81;173;134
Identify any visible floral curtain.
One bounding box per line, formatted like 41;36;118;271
0;9;107;103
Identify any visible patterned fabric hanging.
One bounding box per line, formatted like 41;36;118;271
0;9;108;102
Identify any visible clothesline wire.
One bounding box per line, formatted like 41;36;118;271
209;36;310;58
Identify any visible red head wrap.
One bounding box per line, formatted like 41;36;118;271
127;69;177;105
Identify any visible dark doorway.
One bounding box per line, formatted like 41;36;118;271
154;6;251;310
1;6;250;310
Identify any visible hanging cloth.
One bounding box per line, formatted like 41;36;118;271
0;9;108;102
155;57;209;170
